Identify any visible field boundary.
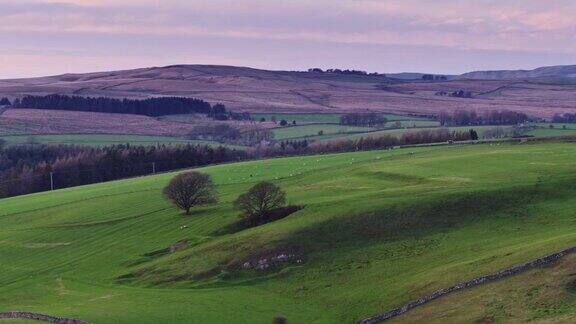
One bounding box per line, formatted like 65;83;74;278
357;246;576;323
0;311;88;323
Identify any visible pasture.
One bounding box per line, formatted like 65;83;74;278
524;123;576;138
1;142;576;322
252;113;430;125
252;113;341;124
271;124;372;140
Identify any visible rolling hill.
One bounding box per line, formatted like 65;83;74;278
2;64;576;118
460;64;576;80
1;141;576;323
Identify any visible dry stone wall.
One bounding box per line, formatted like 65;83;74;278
358;246;576;323
0;311;88;323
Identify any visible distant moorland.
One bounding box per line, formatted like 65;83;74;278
1;64;576;118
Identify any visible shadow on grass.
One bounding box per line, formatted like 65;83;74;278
278;178;574;253
213;205;304;235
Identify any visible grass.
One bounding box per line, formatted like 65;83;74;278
393;254;576;323
253;113;433;125
1;141;576;323
272;124;372;140
384;120;440;128
0;134;244;148
157;114;208;124
524;123;576;138
252;113;342;124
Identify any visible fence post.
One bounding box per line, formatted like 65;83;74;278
50;172;54;191
152;162;156;174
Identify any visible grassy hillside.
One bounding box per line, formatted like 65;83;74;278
392;254;576;323
1;142;576;323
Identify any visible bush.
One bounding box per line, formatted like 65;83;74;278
273;316;288;324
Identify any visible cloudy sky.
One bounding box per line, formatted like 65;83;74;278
1;0;575;78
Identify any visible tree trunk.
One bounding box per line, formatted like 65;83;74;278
185;207;191;215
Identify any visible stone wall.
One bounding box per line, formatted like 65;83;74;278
358;246;576;324
0;311;88;323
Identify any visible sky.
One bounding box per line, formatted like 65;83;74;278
1;0;575;78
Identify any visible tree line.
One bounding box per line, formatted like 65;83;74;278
0;142;247;198
438;110;530;126
422;74;448;81
188;124;274;146
435;90;473;98
12;94;250;119
340;113;387;127
552;113;576;123
307;68;386;76
253;128;478;157
0;127;480;199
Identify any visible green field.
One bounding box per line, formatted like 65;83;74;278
1;142;576;323
253;113;432;125
272;124;372;140
383;119;440;128
0;134;242;148
253;113;342;124
524;123;576;138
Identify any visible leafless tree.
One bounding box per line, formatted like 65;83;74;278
163;171;217;215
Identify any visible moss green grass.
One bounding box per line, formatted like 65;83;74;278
1;142;576;323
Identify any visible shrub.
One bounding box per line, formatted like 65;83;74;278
273;316;288;324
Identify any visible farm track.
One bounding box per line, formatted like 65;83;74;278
474;81;524;97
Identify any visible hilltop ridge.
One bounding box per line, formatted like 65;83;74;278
1;64;576;117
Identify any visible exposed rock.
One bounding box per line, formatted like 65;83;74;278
241;252;303;271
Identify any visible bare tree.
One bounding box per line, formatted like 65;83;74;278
163;171;217;215
234;181;286;222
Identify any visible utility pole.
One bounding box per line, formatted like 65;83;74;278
50;172;54;191
152;162;156;174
